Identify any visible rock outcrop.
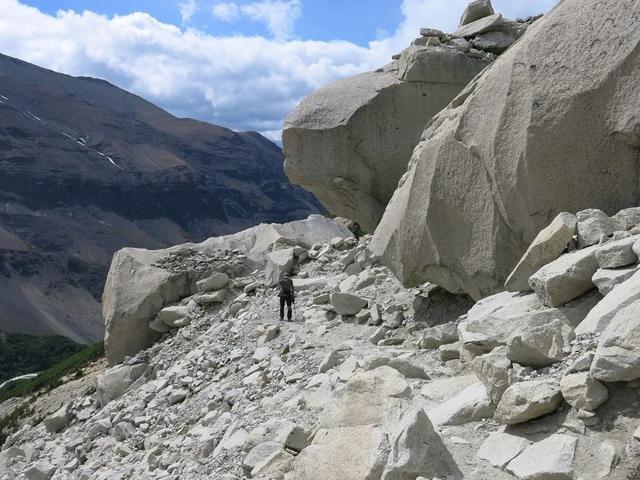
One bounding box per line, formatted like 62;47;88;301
283;3;534;232
103;215;353;365
370;0;640;299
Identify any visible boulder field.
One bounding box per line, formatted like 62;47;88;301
2;208;640;479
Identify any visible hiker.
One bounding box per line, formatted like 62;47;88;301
278;273;295;321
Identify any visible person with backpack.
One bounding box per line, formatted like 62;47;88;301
278;273;295;321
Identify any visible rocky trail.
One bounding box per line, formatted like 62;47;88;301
2;206;640;479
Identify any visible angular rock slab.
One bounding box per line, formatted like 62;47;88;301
381;408;460;480
495;378;562;425
370;0;640;299
265;248;295;287
560;372;609;411
592;266;638;296
472;346;512;405
529;245;599;308
321;366;411;429
459;0;494;26
590;301;640;382
576;269;640;335
577;209;620;248
505;212;577;292
476;432;530;469
595;235;640;268
287;425;389;480
506;434;577;480
283;50;486;233
507;319;565;368
96;363;147;407
428;382;494;426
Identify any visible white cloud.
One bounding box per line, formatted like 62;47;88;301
0;0;558;141
212;2;240;22
179;0;197;23
240;0;301;40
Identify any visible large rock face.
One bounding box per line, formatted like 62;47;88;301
370;0;640;299
283;42;490;232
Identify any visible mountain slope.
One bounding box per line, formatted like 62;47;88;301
0;52;321;343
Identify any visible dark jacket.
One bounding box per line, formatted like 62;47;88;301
278;278;295;298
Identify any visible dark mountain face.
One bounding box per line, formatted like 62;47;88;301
0;53;322;343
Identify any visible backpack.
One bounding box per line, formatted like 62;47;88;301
279;278;294;297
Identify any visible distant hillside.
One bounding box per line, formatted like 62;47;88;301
0;53;322;343
0;330;84;383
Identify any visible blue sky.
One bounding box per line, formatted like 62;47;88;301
0;0;557;140
23;0;405;45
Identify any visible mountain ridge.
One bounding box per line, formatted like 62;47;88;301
0;52;322;343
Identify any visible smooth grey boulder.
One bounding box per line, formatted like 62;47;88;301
283;48;486;233
156;305;190;328
505;212;577;292
196;272;229;292
459;0;494;26
330;292;368;316
528;246;599;307
595;235;640;268
590;301;640;382
265;248;295;287
506;434;577;480
371;0;640;299
577;209;620;248
592;266;638;296
419;322;459;349
495;378;563;425
576;269;640;335
560;372;608;411
361;355;429;379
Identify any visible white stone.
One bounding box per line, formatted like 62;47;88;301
459;0;494;26
43;404;70;433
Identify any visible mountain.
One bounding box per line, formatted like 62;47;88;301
0;52;322;344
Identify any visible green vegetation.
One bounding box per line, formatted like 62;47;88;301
0;330;85;383
0;341;104;445
0;341;103;404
